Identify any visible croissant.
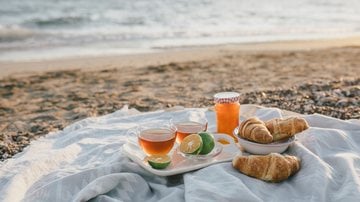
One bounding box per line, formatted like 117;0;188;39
232;153;300;182
239;117;273;144
265;117;309;141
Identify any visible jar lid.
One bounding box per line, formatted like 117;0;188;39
214;92;240;103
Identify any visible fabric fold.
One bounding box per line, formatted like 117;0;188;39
0;105;359;202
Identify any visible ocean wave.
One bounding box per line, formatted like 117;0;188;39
0;26;35;42
24;16;87;28
1;0;360;60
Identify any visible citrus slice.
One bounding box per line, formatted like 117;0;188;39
198;132;215;155
179;133;203;154
147;155;171;169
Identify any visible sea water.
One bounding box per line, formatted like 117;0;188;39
0;0;359;61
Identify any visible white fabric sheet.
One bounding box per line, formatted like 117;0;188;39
0;105;359;202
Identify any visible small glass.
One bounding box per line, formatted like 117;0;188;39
130;122;177;155
172;116;208;144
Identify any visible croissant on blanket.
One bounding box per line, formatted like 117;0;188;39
239;117;309;143
232;153;301;182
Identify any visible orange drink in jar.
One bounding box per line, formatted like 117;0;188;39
214;92;240;142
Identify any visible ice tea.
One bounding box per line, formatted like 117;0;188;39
138;128;176;155
175;121;207;143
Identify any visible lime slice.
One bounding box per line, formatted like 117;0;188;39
198;132;215;155
147;155;171;169
179;134;203;154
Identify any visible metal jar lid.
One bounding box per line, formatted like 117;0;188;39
214;92;240;103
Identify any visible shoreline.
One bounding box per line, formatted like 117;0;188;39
1;36;360;79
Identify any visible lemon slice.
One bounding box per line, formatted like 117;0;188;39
179;134;203;154
147;155;171;169
198;132;215;155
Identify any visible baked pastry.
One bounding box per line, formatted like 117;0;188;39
239;117;273;144
232;153;300;182
265;117;309;141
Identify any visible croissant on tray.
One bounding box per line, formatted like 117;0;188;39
239;117;273;144
265;117;309;141
232;153;301;182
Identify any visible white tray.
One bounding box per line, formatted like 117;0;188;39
122;133;242;176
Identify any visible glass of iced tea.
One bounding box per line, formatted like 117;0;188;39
172;117;208;144
135;123;177;156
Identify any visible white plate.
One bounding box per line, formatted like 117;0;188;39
122;133;241;176
233;127;296;155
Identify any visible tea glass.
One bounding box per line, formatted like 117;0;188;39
171;116;208;144
129;122;177;156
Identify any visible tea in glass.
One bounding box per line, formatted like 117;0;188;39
175;121;207;143
138;128;176;155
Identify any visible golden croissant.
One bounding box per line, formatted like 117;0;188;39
239;117;273;144
232;153;300;182
265;117;309;141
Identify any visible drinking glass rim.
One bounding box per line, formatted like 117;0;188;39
140;127;176;134
138;127;176;141
174;121;207;133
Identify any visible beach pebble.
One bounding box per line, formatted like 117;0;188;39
0;65;359;161
303;105;313;112
348;86;360;97
336;99;349;107
30;125;41;133
318;96;339;105
16;136;28;142
242;79;359;120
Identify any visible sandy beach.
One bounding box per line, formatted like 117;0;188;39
2;36;360;78
0;38;360;160
3;1;360;201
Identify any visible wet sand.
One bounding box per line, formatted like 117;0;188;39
1;36;360;78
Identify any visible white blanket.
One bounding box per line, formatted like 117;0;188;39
0;105;359;202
